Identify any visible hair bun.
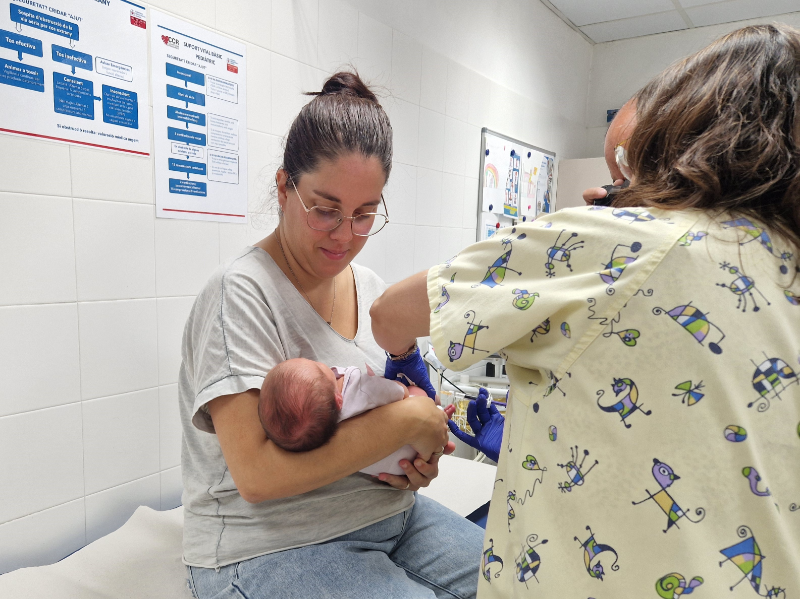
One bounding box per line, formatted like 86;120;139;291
313;71;378;104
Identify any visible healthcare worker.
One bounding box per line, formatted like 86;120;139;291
372;24;800;598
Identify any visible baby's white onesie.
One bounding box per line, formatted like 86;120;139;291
332;366;417;476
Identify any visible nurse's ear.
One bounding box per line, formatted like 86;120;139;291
335;392;343;410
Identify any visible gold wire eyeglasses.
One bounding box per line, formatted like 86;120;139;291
289;179;389;236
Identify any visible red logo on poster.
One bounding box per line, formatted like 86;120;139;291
227;63;238;73
130;9;146;29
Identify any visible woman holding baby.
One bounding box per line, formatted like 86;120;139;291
179;72;484;598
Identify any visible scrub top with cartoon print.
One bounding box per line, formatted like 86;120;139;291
427;206;800;599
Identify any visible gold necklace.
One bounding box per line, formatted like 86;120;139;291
276;231;336;324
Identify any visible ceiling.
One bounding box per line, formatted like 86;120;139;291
544;0;800;43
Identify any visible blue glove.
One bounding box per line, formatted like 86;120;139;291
447;388;504;463
383;347;437;400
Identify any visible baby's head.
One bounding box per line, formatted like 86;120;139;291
259;358;343;452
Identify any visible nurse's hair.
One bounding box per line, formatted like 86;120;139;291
616;24;800;249
281;71;393;187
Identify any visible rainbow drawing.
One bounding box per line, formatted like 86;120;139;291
485;163;499;188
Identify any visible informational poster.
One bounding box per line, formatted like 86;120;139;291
151;10;247;223
0;0;150;155
477;128;554;240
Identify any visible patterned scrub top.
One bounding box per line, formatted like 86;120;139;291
427;206;800;599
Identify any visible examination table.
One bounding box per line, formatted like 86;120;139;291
0;455;496;598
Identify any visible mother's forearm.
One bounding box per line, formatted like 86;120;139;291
370;270;431;355
209;390;427;503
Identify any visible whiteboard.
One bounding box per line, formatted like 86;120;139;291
476;128;555;241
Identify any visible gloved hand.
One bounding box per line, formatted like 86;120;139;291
383;347;437;400
447;388;504;463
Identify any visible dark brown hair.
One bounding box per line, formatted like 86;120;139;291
259;361;340;453
282;71;393;186
616;24;800;249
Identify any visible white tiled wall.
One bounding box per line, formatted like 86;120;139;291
0;0;592;574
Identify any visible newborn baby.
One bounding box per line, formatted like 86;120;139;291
259;358;426;475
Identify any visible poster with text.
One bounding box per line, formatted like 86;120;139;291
0;0;150;155
151;10;247;223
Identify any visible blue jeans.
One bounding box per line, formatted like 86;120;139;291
187;494;484;599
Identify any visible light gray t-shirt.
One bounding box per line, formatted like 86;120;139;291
179;246;414;568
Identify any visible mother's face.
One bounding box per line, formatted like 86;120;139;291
277;153;387;281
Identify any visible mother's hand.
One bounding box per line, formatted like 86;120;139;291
377;441;456;491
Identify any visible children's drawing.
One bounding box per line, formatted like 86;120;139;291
574;525;619;581
448;310;489;362
724;425;747;442
512;288;538;310
545;230;584;277
632;458;706;533
672;381;705;406
742;467;771;497
655;573;704;599
599;242;642;295
717;262;770;312
596;378;652;428
482;538;504;582
557;445;598;493
433;274;455;314
515;534;548;586
653;302;725;354
474;231;526;288
748;355;799;412
719;525;783;597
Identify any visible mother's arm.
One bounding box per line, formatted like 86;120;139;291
208;387;449;503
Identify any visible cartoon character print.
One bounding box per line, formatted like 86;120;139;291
482;538;504;582
506;491;516;531
784;290;800;305
599;242;642;295
717;262;770;312
722;217;793;274
672;380;705;406
656;573;704;599
725;425;748;442
612;208;658;223
545;229;584;277
719;525;784;598
433;274;456;314
530;319;550;341
632;459;706;533
515;534;548;586
748;354;799;412
512;288;538;310
448;310;489;362
543;370;570;397
742;467;771;497
473;230;526;288
574;525;620;581
560;322;571;337
596;377;652;428
588;289;652;347
678;231;708;246
548;425;557;441
515;455;547;505
653;302;726;355
557;445;598;493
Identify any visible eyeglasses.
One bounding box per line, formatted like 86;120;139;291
290;179;389;236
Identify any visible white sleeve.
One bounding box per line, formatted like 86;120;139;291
338;373;405;420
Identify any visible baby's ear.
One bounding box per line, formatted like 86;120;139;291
365;364;375;376
335;392;344;410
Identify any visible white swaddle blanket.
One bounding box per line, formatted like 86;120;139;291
333;365;418;476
